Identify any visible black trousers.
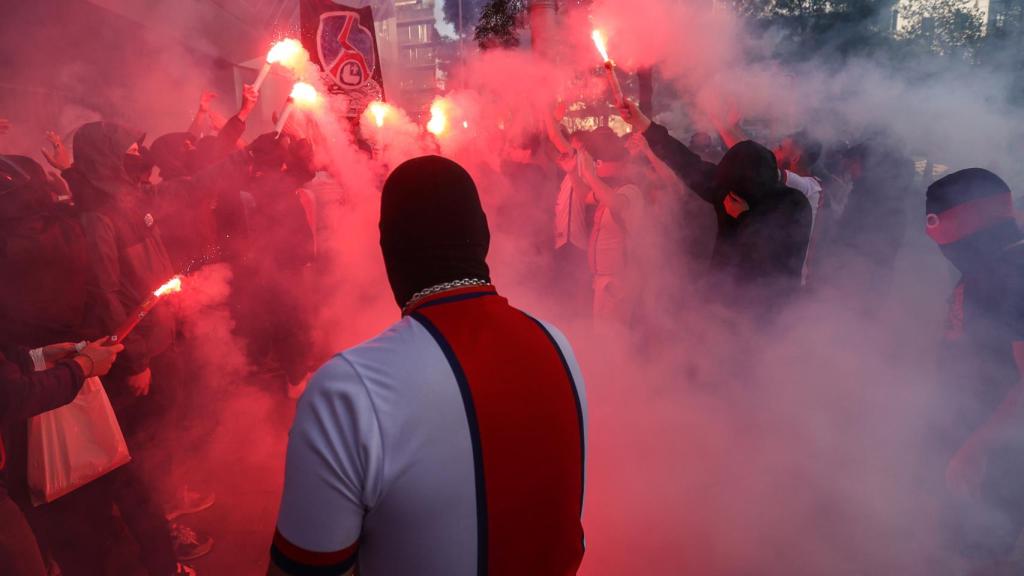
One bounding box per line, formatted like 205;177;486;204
25;463;176;576
0;486;46;576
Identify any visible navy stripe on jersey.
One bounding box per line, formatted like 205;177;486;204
410;312;489;576
409;288;498;313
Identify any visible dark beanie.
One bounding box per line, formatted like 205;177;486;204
379;156;491;308
926;168;1011;214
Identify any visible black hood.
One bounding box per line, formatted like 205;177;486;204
71;121;145;209
150;132;196;180
379;156;491;308
714;140;784;206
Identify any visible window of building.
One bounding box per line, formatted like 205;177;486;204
400;23;431;43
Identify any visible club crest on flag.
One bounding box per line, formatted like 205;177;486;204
317;11;376;90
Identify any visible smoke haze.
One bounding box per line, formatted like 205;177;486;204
4;0;1024;574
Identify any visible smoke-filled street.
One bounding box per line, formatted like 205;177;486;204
2;0;1024;575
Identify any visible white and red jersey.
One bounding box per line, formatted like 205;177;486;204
272;285;587;576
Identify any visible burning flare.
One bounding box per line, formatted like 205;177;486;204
275;82;320;136
592;29;610;63
267;38;306;67
368;101;390;128
253;38;308;92
427;100;448;136
110;275;184;342
289;82;319;107
592;29;624;106
153;276;183;297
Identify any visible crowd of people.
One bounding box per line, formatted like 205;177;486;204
1;66;1023;575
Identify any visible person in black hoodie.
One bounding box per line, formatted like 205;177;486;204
149;85;257;272
63;122;212;565
817;138;914;310
618;100;812;312
1;154;194;575
235;133;317;398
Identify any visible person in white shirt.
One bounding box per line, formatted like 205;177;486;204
572;128;647;325
545;105;593;316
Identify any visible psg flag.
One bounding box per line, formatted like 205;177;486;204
301;0;386;116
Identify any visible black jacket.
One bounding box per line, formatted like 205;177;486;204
64;122;175;376
150;118;252;271
1;347;85;493
643;123;812;306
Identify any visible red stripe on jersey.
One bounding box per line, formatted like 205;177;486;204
413;289;585;576
271;528;358;569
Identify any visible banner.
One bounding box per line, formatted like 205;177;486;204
301;0;386;117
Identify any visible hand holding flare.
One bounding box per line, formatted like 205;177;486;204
109;276;183;343
275;82;320;137
592;30;624;107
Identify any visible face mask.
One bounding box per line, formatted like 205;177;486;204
123;152;152;184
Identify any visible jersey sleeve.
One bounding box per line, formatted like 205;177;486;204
271;355;384;575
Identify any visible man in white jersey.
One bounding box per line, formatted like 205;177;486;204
268;156;587;576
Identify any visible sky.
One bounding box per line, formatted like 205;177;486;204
435;0;458;38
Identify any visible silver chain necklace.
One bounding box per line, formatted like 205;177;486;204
403;278;489;311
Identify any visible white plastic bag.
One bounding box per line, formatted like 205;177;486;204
27;377;131;505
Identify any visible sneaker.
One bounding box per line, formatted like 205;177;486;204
287;372;312;399
174;562;197;576
166;486;216;521
171;522;214;561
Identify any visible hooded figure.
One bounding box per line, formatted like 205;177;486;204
271;156;586;576
818;138;913;308
926;168;1024;565
2;154;181;576
64;121;175;384
642;122;812;309
149;125;251;271
0;155;88;347
379;155;491;307
233;133;318;394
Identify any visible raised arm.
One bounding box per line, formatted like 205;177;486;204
545;102;572;156
576;148;629;216
618;99;720;205
709;103;747;150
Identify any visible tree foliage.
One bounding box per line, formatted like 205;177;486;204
442;0;491;37
473;0;526;49
896;0;985;59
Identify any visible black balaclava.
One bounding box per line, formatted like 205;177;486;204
714;140;785;206
379;156;491;308
150;132;197;180
248;133;289;173
927;168;1022;275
